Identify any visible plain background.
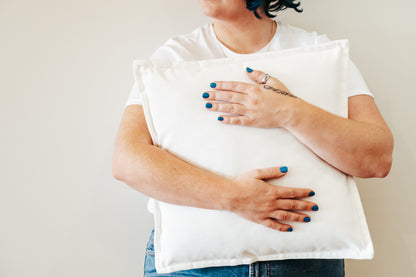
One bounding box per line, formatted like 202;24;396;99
1;0;415;276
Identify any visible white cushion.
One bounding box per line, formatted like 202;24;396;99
133;40;373;274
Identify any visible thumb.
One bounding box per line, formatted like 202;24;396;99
250;166;288;180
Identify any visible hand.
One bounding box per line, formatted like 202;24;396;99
228;166;318;232
203;68;299;128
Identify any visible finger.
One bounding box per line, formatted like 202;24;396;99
206;102;246;115
271;210;312;223
248;166;289;180
275;199;319;212
202;90;248;104
246;67;281;87
262;219;293;232
210;81;255;94
274;186;315;199
217;115;252;126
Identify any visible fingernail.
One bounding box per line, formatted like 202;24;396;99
304;217;311;223
210;82;216;88
202;92;209;98
280;166;288;173
205;103;212;109
312;205;319;211
246;67;253;73
309;191;315;197
218;116;224;121
287;227;293;232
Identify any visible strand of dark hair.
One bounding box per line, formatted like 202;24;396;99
246;0;303;19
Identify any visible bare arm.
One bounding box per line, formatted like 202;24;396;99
204;69;394;178
112;105;317;231
286;95;393;178
112;105;232;210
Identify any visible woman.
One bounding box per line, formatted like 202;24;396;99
112;0;394;276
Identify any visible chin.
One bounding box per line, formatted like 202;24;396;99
198;0;222;18
198;0;248;21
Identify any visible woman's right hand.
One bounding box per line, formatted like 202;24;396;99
228;166;318;232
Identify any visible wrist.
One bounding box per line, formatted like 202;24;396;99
282;97;303;130
220;179;240;212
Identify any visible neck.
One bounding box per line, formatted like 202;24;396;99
213;16;275;54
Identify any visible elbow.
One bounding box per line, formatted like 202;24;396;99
355;155;392;178
360;133;394;178
112;143;151;183
112;164;122;181
112;142;138;182
373;134;394;178
372;155;392;178
360;145;393;178
112;165;123;181
112;153;126;182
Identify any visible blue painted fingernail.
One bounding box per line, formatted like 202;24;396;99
280;166;288;173
210;82;216;88
202;92;209;98
304;217;311;222
246;67;253;73
218;116;224;121
312;205;319;211
309;191;315;197
287;227;293;232
205;103;212;109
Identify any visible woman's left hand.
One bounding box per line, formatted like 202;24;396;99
202;68;299;129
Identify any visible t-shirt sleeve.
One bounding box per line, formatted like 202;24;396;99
347;59;374;98
124;38;188;109
124;81;142;108
316;34;374;98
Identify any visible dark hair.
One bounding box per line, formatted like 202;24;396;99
246;0;303;19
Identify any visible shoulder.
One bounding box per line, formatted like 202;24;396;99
150;23;219;62
274;21;331;49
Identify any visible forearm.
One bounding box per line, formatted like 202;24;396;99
203;70;393;178
286;98;393;178
112;142;234;210
111;106;317;232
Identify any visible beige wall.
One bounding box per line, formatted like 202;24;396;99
1;0;414;276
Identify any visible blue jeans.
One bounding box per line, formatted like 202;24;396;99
144;230;344;277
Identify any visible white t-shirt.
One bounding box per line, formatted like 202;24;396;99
125;20;372;108
127;21;373;214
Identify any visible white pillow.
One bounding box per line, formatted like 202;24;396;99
133;40;373;274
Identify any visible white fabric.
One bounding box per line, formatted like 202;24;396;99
133;40;373;274
125;21;372;108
